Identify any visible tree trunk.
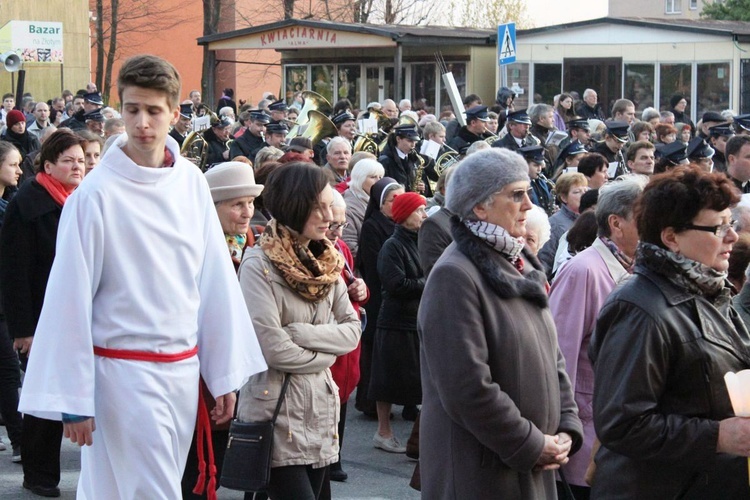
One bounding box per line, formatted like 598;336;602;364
103;0;119;105
283;0;295;19
95;0;104;92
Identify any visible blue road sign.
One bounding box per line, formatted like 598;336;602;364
498;22;516;66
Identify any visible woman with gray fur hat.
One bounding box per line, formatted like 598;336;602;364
418;148;582;499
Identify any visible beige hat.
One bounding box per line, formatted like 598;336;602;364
204;162;264;202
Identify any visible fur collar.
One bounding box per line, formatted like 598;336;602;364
451;216;549;307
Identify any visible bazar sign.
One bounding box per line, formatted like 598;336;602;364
0;21;64;63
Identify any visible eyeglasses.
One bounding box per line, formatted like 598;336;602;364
681;219;737;238
328;221;349;232
499;187;533;203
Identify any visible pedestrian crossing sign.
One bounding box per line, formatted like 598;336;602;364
498;22;516;66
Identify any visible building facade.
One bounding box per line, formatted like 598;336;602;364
503;17;750;121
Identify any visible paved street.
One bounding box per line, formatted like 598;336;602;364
0;391;420;499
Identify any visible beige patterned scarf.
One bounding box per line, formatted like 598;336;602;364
259;219;344;302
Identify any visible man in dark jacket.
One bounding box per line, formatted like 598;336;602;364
575;88;606;121
202;115;232;170
708;123;734;174
591;121;629;178
229;110;269;162
168;104;193;148
60;92;102;131
446;106;494;155
492;109;538;152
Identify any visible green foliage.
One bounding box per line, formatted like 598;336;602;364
701;0;750;21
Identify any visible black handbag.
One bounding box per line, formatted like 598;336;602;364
220;374;290;492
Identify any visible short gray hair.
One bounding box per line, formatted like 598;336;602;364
595;175;648;237
331;188;346;209
349;158;384;193
466;140;490;156
526;204;551;249
641;107;659;122
327;136;351;154
529;103;553;124
446;148;529;220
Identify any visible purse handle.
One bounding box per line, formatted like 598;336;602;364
271;374;290;424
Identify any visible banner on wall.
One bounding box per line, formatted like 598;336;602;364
0;21;64;63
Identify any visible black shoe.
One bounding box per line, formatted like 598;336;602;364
402;405;419;422
329;464;348;482
22;481;60;498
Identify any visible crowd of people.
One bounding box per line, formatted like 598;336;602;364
0;53;750;500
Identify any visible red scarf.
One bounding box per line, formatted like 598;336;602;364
35;172;74;207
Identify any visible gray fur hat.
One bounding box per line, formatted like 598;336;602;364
446;148;529;220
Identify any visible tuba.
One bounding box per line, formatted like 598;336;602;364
353;133;379;155
299;110;338;146
287;91;333;139
180;130;209;171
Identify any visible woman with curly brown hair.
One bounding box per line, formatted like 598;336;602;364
590;166;750;498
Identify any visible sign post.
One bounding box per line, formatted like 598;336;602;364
497;22;516;88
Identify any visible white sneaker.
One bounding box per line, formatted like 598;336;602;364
373;432;406;453
0;439;6;452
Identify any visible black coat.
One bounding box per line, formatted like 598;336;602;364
589;264;750;499
575;102;606;121
378;143;432;196
357;210;395;343
2;130;41;161
168;127;186;148
202;127;227;168
0;179;61;339
376;225;424;331
370;225;424;405
229;128;265;162
446;126;492;155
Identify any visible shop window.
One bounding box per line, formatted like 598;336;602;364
411;64;436;111
533;63;562;106
366;67;380;104
285;66;307;104
741;60;750;114
311;65;334;104
383;67;395;103
665;0;681;14
625;64;655;113
505;62;529;109
439;62;466;115
697;62;730;117
337;65;360;108
659;63;691;111
689;0;698;9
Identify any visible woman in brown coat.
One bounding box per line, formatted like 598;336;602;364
418;148;583;499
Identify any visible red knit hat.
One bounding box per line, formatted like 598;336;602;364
6;110;25;130
391;192;426;224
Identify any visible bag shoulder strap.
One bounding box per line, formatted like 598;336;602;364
271;374;290;424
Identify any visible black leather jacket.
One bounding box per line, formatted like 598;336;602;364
589;264;750;499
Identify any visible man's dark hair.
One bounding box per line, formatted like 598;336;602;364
726;135;750;160
463;94;481;107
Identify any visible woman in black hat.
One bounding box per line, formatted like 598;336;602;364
378;125;431;196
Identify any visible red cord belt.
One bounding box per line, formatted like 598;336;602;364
93;345;217;500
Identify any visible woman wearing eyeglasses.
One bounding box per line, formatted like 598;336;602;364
589;166;750;499
418;148;582;498
538;172;589;275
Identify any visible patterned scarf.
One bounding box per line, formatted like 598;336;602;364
259;219;344;302
637;241;728;299
464;220;525;263
225;233;247;263
600;236;634;274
